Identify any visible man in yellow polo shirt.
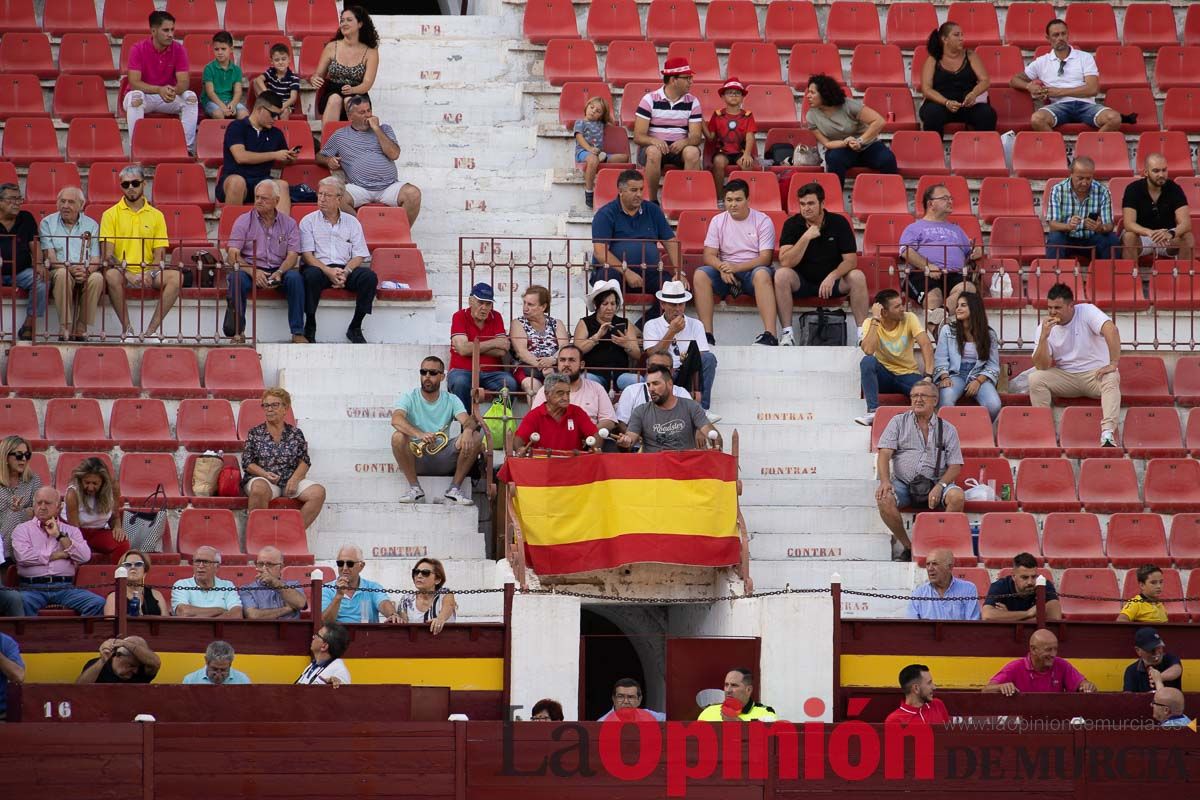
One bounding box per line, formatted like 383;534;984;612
856;288;934;427
100;165;180;337
697;668;778;721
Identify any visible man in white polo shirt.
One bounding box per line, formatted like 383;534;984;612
643;281;718;412
1009;18;1122;132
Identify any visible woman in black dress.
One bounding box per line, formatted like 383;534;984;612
918;22;997;135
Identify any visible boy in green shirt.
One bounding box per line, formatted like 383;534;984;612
202;31;247;120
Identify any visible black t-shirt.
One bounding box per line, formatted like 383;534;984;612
778;211;857;285
1122;653;1183;693
0;210;38;273
983;576;1059;612
81;656;156;684
220;117;287;181
1121;178;1189;231
581;313;632;375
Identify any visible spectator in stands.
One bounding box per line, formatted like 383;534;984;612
982;552;1063;622
254;44;301;119
598;678;666;722
100;165;180;339
706;79;758;196
590;170;683;302
885;664;949;725
317;95;422;226
512;285;569;395
615;352;690;432
618;364;721;453
934;292;1001;420
225;181;304;344
1152;687;1191;728
239;545;306;620
574;280;641;392
0;435;41;567
1118;564;1168;623
531;699;564;721
774;181;869;345
77;636;160;684
299;177;376;344
322;545;402;624
574;96;626;210
918;23;997;135
514;373;601;454
907;548;981;620
900;184;982;322
634;58;703;202
804;74;898;186
697;668;778;721
1120;153;1194;261
215;91;294;214
1045;157;1119;262
183;640;251;685
393;355;482;506
1010;19;1121;133
448;282;520;409
13;487;104;616
856;289;934;427
875;382;965;561
311;5;379;125
123;11;199;153
242;388;326;527
172;546;242;618
531;346;617;435
0;182;45;341
297;621;352;685
103;550;167;617
985;629;1097;695
644;281;718;412
1123;627;1182;693
401;558;457;635
694;179;777;346
1029;283;1122;447
0;632;24;719
41;187;104;342
63;457;127;565
202;31;247;120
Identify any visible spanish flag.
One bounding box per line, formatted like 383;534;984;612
505;451;741;575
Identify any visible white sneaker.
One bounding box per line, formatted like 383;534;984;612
399;486;425;504
778;330;795;346
443;485;474;506
854;412;876;426
706;412;722;425
1100;429;1118;448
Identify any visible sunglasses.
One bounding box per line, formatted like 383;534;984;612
10;452;30;460
120;180;143;189
412;568;434;578
335;560;358;568
419;369;443;376
123;561;146;569
268;109;283;119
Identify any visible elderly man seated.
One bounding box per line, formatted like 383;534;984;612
530;346;617;434
13;487;104;616
642;280;718;411
224;180;303;344
984;629;1096;695
182;640;251;685
1123;627;1182;693
513;373;601;454
321;545;402;624
899;184;982;321
39;186;104;341
238;546;306;619
617;364;721;453
77;636;160;684
907;548;980;620
171;545;242;618
1152;687;1192;728
447;282;519;411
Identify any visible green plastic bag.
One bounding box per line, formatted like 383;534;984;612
482;387;515;451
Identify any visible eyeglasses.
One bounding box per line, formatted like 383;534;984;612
1151;701;1171;710
911;394;937;401
335;560;358;568
193;559;218;566
419;369;443;376
312;632;328;643
261;402;284;409
0;195;22;203
120;180;143;189
254;560;283;568
412;568;435;578
10;452;30;460
122;561;146;569
929;195;953;203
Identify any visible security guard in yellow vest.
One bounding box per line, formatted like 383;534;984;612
697;667;778;721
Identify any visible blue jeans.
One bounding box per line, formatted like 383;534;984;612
20;582;106;616
0;587;23;617
823;141;898;186
2;268;48;319
939;360;1002;420
673;350;718;410
861;355;924;412
447;368;519;410
585;371;639;392
1045;230;1119;261
228;269;306;335
697;264;773;299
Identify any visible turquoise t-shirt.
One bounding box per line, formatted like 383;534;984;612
321;578;388;623
203;59;243;103
396;388;465;439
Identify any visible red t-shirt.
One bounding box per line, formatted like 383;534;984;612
707;108;757;156
883;698;949;726
449;308;506;372
515;404;598;451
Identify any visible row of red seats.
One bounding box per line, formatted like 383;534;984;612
546;39;1200;94
0;0;339;39
527;1;1196;51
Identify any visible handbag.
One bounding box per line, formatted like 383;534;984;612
217;466;242;497
483;387;515;451
989;270;1014;299
122;485;167;553
906;418;944;508
792;144;822;166
191;452;224;497
796;308;848;346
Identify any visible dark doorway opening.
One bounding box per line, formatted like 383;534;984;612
580;609;647;721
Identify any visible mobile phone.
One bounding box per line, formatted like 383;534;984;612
1087;212;1100;221
290;145;302;153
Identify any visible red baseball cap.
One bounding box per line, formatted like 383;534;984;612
719;78;748;96
662;57;694;77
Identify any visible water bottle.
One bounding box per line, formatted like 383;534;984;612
127;595;141;617
361;601;370;624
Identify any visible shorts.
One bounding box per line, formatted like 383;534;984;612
215;172;275;202
413;435;466;476
346;182;407;208
699;264;772;299
575;149;601;164
712;150;744;163
637;147;688;168
204;101;247;117
1136;235;1182;256
892;478;960;510
1040;100;1110;129
793;274;849;299
906;270;966;304
245;476;317;499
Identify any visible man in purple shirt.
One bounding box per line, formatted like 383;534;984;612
984;629;1097;696
224;181;304;343
899;184;983;322
12;487;105;616
121;11;199;151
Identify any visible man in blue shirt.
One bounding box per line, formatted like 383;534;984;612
907;548;980;620
0;632;25;719
216;91;294;212
181;640;251;685
590;169;683;301
321;545;402;624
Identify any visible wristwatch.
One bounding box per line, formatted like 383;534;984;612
939;482;949;490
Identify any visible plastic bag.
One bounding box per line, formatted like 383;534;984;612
963;478;996;503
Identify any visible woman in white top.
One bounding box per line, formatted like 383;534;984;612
64;457;128;564
400;558;457;635
296;622;352;686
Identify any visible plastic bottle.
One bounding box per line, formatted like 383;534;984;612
127;595;141;617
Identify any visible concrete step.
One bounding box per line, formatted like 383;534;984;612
736;450;875;481
710;346;863;372
749;560;916;618
315;506;485;563
744;506;884;536
317;473;476;504
712;371;863;399
261;343;453;374
739;478;878;507
712;398;873;423
748;532;893;563
722;423;870;455
313;502;481;544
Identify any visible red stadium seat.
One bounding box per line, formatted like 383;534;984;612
947;3;1001;46
372;248;433;301
1063;4;1118;50
1121;567;1186;621
1079;458;1141;513
586;0;641;45
44;398;108;451
275;119;316;164
646;0;700;45
1093;46;1148;90
24;162;80;205
523;0;577;44
1102;88;1158;133
159;204;209;247
1003;3;1056;49
226;0;284;38
70;347;136;398
237;399;295;440
120;453;186;508
953;567;991;598
167;0;221;35
295;35;326;81
182;453;246;509
868;406;908;452
1016;458;1078;513
0;0;37;31
1012;132;1067;179
83;162;124;209
1027;261;1084;309
850;44;906;90
787;43;843;88
977;258;1025;310
605;40;660;85
947;214;982;247
203;347;265;400
764;1;821;47
1175;357;1200;407
912;513;973;566
1088;260;1149;312
914;176;967;214
908;46;928;92
746;84;799;129
862;86;917;132
785;172;842;214
357;206;413;249
176;399;240;451
987;87;1034;133
726;43;783;84
1185;6;1200;46
0;74;45;120
1189;408;1200;456
177;508;241;561
559;81;612;130
1107;514;1169;569
1122;3;1178;49
1169;514;1200;568
7;346;69;397
57;35;118;81
937;406;997;457
849;174;907;221
676;209;718;255
825;1;881;48
141;348;204;399
109;399;175;451
1154;47;1200;92
979;513;1040;568
1118;355;1171;405
103;0;155;37
53;452;114;493
0;33;55;79
996;407;1058;457
52;74;112;122
1136;132;1194;175
1072;132;1131;180
1144;459;1200;513
1163;88;1200;133
989;217;1045;264
1057;406;1116;460
1040;513;1104;569
216;204;253;248
1;117;59;165
284;0;338;39
179;34;213;80
617;81;658;129
1058;568;1121;620
196;119;233;167
957;459;1017;513
279;163;331;195
949;131;1007;179
153;163;213;213
660;170;717;219
593;167;636;210
891;131;947;179
665;42;721;82
241;35;290;75
704;1;761;47
66;117;125;163
884;3;938;49
43;0;101;34
862;214;914;260
977;178;1035;224
974;46;1026;90
544;38;599;86
0;398;41;446
245;509;313;565
726;171;781;212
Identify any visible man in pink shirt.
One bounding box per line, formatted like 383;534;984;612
885;663;950;725
984;629;1097;695
121;11;199;151
693;179;778;346
529;345;617;436
12;487;105;616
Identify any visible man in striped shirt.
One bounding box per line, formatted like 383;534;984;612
317;95;422;226
1044;156;1117;261
633;58;703;202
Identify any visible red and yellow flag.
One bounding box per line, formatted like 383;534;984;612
505;451;740;575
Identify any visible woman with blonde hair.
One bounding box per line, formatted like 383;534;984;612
0;435;40;561
242;388;327;527
64;457;128;564
103;550;167;617
400;557;457;635
511;284;569;395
